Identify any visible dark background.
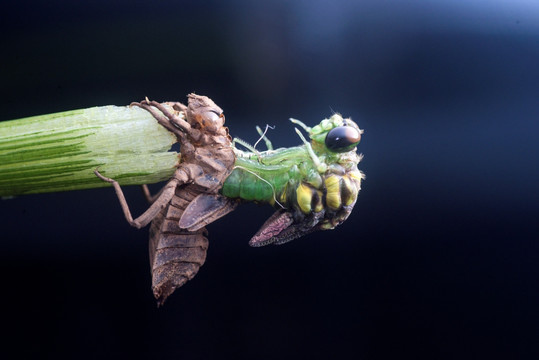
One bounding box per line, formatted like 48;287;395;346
1;1;538;359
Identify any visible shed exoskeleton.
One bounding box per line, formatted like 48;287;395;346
95;94;236;305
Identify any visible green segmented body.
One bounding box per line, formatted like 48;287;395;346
221;146;305;204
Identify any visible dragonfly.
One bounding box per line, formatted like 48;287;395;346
96;94;364;305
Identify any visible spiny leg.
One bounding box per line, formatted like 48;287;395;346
232;137;260;155
293;127;326;173
95;169;178;229
289;118;312;132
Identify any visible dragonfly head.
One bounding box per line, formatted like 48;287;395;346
290;114;363;173
308;114;363;155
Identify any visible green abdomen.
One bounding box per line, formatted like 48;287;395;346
221;167;290;203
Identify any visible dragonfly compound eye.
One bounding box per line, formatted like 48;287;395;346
325;126;361;153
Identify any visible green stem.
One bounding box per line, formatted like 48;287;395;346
0;105;179;196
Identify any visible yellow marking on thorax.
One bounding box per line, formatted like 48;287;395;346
324;175;342;210
296;182;313;213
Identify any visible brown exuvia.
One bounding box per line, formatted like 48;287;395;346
95;94;237;305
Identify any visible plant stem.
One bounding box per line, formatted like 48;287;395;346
0;105;179;196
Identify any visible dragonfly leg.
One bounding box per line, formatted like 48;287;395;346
141;185;164;204
95;169;178;229
233;138;262;161
163;101;187;113
144;99;192;133
131;98;191;135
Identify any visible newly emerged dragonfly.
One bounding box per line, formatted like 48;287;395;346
96;94;364;305
221;114;364;246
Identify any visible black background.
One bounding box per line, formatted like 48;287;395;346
1;1;538;359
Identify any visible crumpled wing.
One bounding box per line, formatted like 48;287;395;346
249;209;325;247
